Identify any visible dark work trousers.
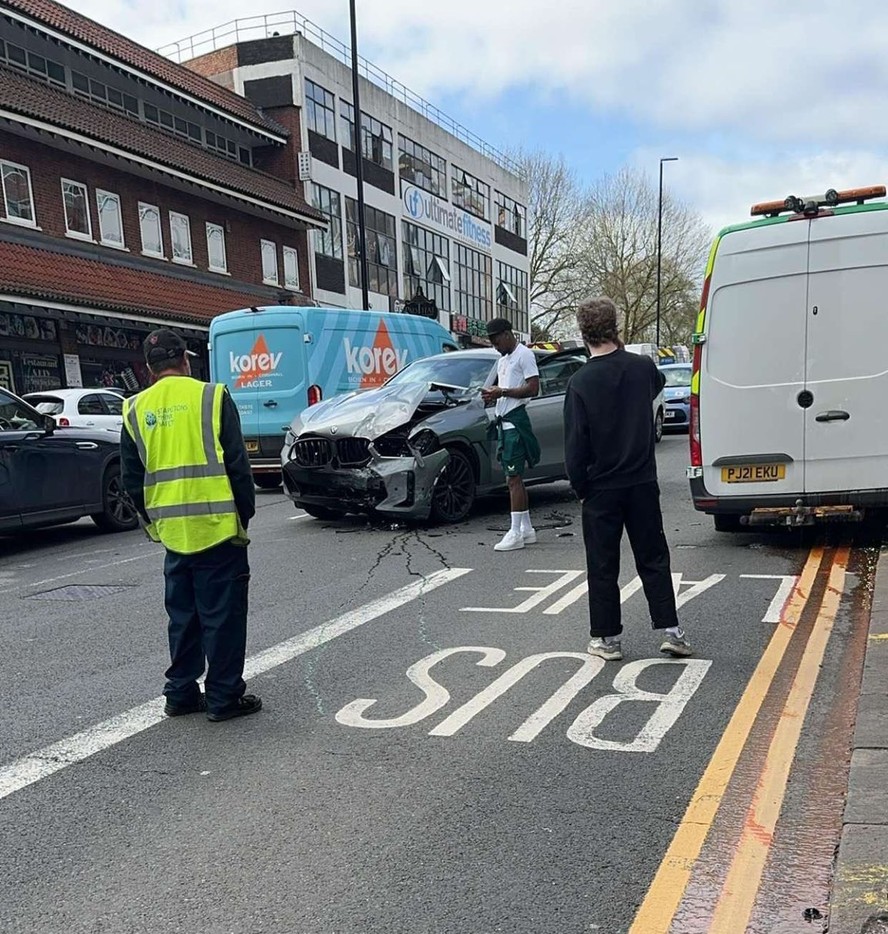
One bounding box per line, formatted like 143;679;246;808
163;539;250;715
582;481;679;638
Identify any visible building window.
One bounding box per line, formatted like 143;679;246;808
0;39;66;87
452;167;490;221
398;135;447;198
455;244;493;323
283;246;300;291
169;212;193;265
305;79;336;141
261;240;279;285
346;200;397;297
61;179;92;240
139;202;164;257
0;160;36;227
495;191;527;239
207;223;228;273
71;71;139;117
339;100;356;151
497;262;529;334
311;183;343;259
340;104;394;171
402;221;450;312
96;190;124;247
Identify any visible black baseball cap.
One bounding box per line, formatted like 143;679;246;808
143;328;197;366
486;317;513;338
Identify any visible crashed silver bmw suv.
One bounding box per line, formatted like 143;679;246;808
280;347;593;523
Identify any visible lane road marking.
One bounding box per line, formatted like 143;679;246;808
0;566;471;803
628;547;825;934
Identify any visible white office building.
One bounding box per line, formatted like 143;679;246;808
164;12;531;343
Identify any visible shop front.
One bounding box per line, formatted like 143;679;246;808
0;301;208;395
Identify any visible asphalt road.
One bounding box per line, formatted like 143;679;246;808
0;435;877;934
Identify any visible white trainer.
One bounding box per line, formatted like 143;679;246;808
522;528;537;544
494;529;525;551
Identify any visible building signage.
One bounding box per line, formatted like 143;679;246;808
20;353;61;393
402;183;493;252
63;354;83;388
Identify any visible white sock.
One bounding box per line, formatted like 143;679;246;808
519;511;533;532
665;626;683;638
510;512;523;534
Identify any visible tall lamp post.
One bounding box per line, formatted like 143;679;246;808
656;156;678;348
349;0;370;310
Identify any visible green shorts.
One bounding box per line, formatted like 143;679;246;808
499;427;529;478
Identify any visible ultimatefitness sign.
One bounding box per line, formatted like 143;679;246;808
402;183;493;251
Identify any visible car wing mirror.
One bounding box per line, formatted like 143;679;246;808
43;414;57;433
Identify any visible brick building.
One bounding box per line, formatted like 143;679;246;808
0;0;324;395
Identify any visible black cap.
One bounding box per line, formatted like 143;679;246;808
143;328;196;366
486;317;513;338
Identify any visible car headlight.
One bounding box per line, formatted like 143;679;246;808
410;429;440;456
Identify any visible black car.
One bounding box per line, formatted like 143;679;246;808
0;386;138;534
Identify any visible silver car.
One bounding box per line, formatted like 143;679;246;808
280;347;592;522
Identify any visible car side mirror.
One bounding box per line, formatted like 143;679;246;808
43;414;56;433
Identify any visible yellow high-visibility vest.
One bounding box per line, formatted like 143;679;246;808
123;377;243;554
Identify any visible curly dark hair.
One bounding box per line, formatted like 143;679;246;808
576;296;621;347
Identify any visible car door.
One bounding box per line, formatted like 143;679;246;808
526;352;587;480
97;392;125;432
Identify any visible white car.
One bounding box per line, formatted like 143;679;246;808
23;388;126;432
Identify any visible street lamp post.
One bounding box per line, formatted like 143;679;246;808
656;156;678;348
349;0;370;311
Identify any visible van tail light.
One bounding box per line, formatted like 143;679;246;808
307;384;322;406
689;341;702;468
58;417;70;427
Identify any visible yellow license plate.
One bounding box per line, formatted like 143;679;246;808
245;440;259;453
721;464;786;483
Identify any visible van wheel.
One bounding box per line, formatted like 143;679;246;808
654;409;664;444
91;463;139;532
714;514;743;532
254;473;282;490
431;448;476;523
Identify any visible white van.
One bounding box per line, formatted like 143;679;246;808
687;185;888;530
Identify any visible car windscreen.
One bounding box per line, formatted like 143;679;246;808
24;395;64;415
385;356;495;396
662;367;691;387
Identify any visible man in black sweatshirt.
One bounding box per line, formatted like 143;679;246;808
563;297;691;661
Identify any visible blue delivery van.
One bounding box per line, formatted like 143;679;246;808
209;306;457;486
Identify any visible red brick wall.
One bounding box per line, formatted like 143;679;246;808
0;130;312;298
184;47;239;85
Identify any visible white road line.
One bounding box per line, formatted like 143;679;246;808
0;566;472;802
0;552;158;596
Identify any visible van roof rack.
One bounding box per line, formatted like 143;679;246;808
750;185;886;218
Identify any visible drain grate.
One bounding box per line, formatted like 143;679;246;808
25;584;136;601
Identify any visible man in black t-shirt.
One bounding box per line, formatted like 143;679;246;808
563;297;691;661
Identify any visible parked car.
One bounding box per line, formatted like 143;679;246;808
0;387;138;534
23;388;126;432
661;363;692;431
281;347;663;523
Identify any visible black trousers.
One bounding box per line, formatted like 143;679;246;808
163;540;250;715
581;481;679;638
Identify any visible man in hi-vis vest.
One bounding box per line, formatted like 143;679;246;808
121;329;260;722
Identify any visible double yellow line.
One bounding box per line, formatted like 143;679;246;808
630;546;848;934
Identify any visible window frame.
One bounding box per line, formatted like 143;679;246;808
402;220;451;312
138;202;164;258
95;188;125;248
206;222;228;274
168;211;193;266
60;178;92;241
282;246;300;291
495;191;527;239
496;261;530;334
451;165;490;221
345;199;398;296
261;239;280;286
398;135;447;198
311;183;343;260
454;243;492;323
304;78;337;142
0;159;37;228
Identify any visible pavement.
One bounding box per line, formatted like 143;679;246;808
828;547;888;934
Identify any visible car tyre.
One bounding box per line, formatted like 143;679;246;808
91;462;139;532
254;473;282;490
713;514;743;533
654;409;664;444
302;504;346;521
431;448;476;524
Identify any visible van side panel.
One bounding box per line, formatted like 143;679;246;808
700;223;808;499
805;210;888;494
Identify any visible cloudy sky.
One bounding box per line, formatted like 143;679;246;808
67;0;887;234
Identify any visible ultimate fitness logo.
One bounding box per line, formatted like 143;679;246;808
402;184;492;250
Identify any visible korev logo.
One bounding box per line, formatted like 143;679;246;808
344;320;408;389
231;334;282;389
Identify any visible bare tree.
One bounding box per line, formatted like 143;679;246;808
577;167;711;344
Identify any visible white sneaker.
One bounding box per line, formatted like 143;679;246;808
586;637;623;661
522;527;537;544
494;529;525;551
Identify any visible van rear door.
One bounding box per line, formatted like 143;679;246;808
700;222;808;499
804;209;888;495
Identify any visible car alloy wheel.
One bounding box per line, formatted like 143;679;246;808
431;448;476;523
91;463;139;532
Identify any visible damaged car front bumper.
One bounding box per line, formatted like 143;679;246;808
281;438;450;520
